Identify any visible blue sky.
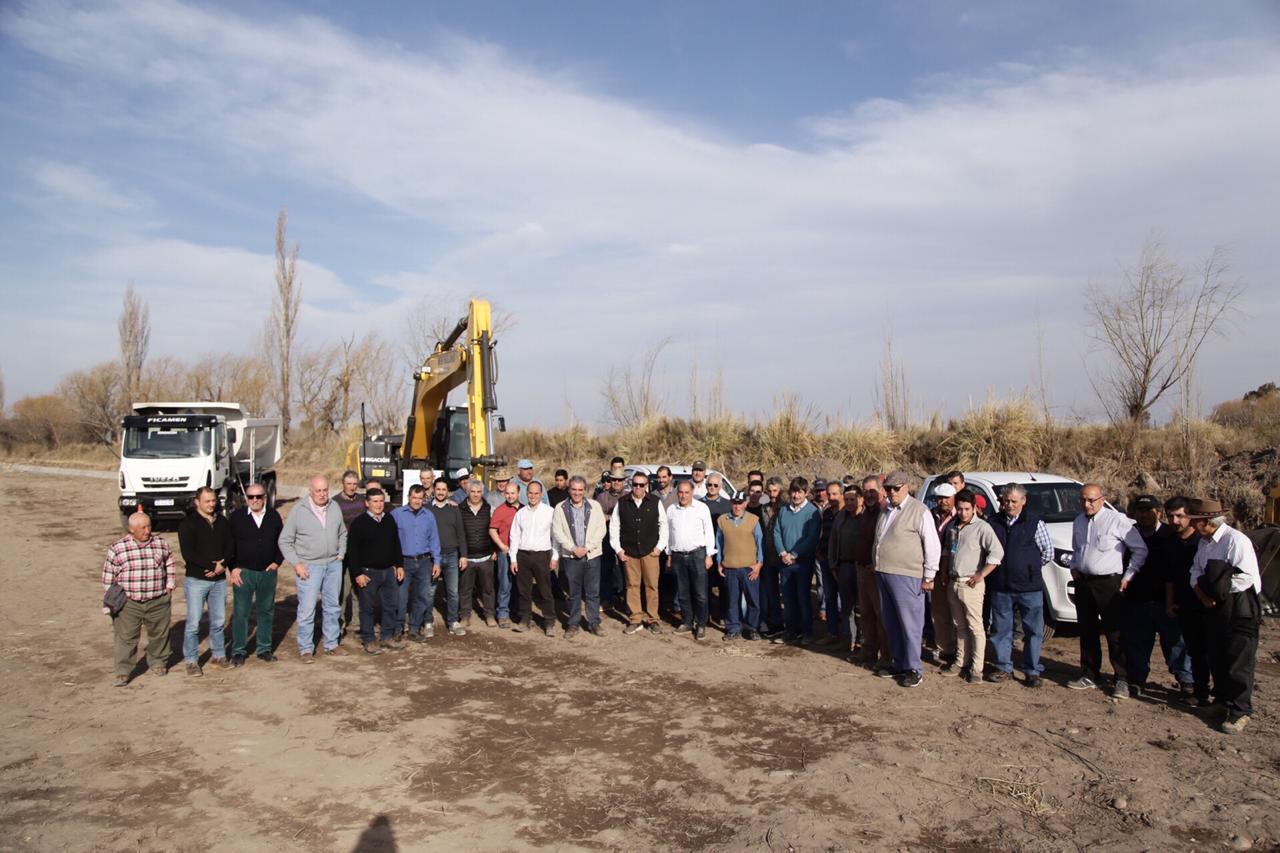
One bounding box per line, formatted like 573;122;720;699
1;0;1278;428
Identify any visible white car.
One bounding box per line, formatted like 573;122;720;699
919;471;1090;635
624;464;739;501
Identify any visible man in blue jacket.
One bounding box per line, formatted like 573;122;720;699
771;477;822;645
986;484;1054;687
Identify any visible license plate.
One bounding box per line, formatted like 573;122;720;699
154;499;175;506
371;469;386;477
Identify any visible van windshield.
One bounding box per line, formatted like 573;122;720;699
123;427;213;459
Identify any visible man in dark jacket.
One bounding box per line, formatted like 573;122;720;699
227;484;284;665
428;478;469;636
347;489;404;654
1121;495;1194;697
177;486;234;676
986;484;1054;687
458;482;497;626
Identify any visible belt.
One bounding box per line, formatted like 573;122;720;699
404;553;433;560
467;554;494;563
672;548;705;555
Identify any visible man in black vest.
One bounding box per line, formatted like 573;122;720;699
609;472;668;635
986;484;1054;687
227;485;285;665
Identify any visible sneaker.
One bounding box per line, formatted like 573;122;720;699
965;671;983;685
623;623;640;635
1110;680;1130;699
770;635;788;645
646;623;663;635
1066;675;1097;691
874;667;897;679
450;622;467;637
498;619;511;629
326;645;350;656
363;642;383;655
938;663;959;677
723;633;740;643
256;652;278;663
231;654;246;668
185;662;203;677
695;627;707;641
1024;675;1043;689
921;648;938;664
113;675;130;688
587;623;604;636
900;671;924;688
984;670;1009;683
512;622;529;633
742;630;758;641
211;657;231;670
1220;715;1250;734
423;625;435;639
674;624;692;634
300;652;315;664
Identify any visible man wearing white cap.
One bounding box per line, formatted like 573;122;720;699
927;483;959;667
451;468;471;505
515;459;539;505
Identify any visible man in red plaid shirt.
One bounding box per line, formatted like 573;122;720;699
103;511;176;686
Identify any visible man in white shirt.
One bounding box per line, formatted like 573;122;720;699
1068;484;1149;697
1186;498;1262;733
666;481;717;640
509;481;559;636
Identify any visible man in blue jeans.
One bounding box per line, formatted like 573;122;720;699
1120;495;1193;695
279;475;349;662
428;478;469;636
772;477;822;646
717;492;763;641
551;475;608;636
489;482;522;629
176;487;234;677
986;484;1054;687
391;484;442;642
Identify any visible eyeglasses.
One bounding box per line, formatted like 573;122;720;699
247;494;266;500
632;482;649;489
884;484;905;493
707;483;720;489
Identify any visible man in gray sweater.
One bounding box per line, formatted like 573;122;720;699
279;474;349;661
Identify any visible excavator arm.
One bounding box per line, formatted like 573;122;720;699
401;299;506;485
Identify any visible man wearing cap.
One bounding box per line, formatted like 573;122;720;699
486;470;511;508
772;477;822;646
872;471;941;687
690;461;709;499
1069;484;1148;697
1186;498;1262;733
610;470;669;635
451;469;472;505
927;483;960;667
515;459;539;505
718;491;763;641
546;469;571;508
595;463;628;611
1120;495;1194;697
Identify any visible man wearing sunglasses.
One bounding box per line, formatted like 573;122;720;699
610;473;669;635
227;486;285;666
872;471;941;688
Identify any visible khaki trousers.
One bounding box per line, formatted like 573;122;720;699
931;572;957;657
113;594;172;676
624;554;661;625
949;578;987;674
856;563;890;665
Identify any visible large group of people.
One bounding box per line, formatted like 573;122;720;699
102;458;1264;733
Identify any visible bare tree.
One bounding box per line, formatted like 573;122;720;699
57;362;123;445
118;281;150;405
268;208;301;441
601;338;669;428
1086;236;1242;424
873;332;911;431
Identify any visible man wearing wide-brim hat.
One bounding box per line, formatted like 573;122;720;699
1185;498;1263;734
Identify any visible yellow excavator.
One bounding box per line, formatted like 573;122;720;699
345;299;507;499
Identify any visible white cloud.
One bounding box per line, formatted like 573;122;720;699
29;160;145;210
2;1;1278;424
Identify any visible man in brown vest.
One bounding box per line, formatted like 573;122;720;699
717;492;764;640
873;470;942;688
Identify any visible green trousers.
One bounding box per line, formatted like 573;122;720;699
113;594;172;676
231;569;279;656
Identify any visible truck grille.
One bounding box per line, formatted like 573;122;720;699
142;477;189;488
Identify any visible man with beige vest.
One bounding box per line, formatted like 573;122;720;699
873;470;942;688
717;492;764;641
551;476;608;637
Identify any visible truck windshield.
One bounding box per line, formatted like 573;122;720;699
1020;483;1082;523
123;427;213;459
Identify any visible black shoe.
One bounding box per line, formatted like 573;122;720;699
964;671;983;685
984;670;1009;683
742;630;758;641
231;654;246;668
646;623;663;635
900;671;924;688
874;667;897;679
512;622;529;633
674;624;692;634
1024;674;1043;688
623;623;641;635
723;633;740;642
256;651;278;663
921;648;938;664
587;624;604;636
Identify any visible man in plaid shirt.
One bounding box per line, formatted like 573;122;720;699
103;511;176;686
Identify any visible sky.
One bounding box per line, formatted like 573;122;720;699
1;0;1278;429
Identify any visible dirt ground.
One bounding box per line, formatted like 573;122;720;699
1;472;1278;852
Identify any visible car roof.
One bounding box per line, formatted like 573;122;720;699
939;471;1081;487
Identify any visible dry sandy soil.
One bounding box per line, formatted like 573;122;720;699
1;471;1278;852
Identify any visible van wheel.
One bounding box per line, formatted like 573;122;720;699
1043;620;1056;641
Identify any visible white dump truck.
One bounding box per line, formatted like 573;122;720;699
118;402;282;525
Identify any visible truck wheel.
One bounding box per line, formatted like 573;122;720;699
1042;592;1057;641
